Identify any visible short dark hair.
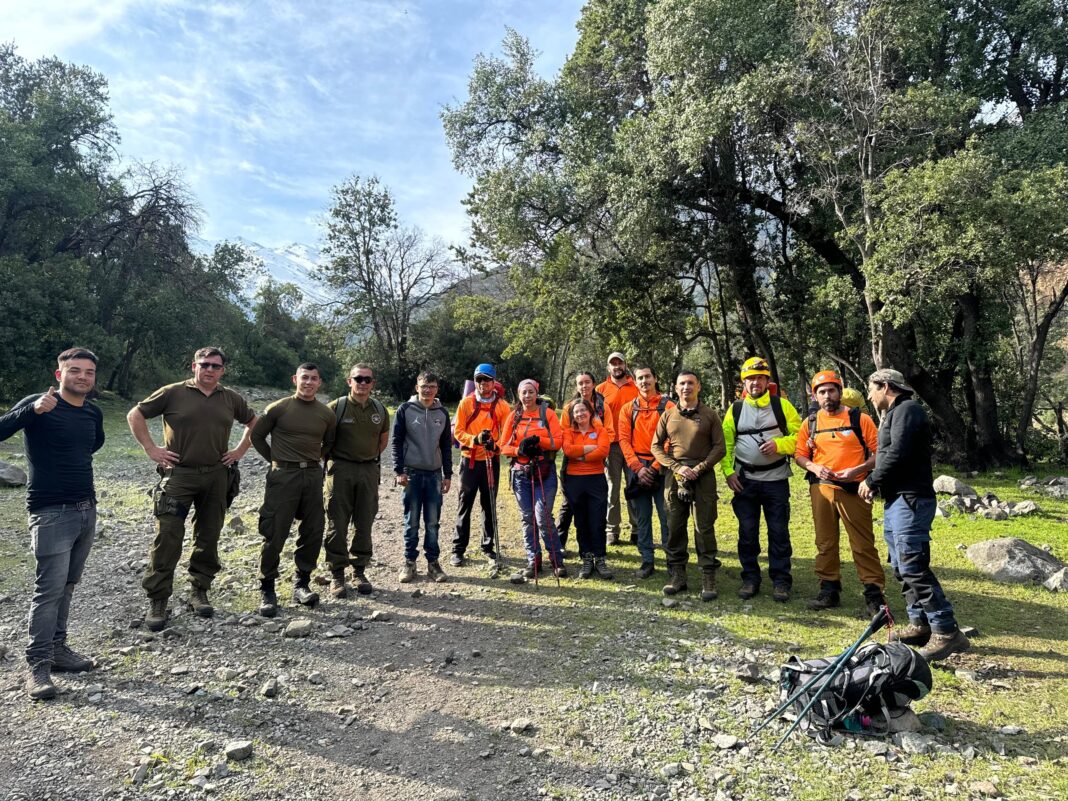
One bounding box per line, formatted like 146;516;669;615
350;362;373;376
194;346;228;365
676;369;700;382
417;371;439;385
296;362;320;374
632;364;656;379
58;347;98;366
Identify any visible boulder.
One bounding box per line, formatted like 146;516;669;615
1043;568;1068;592
1007;500;1039;516
933;475;977;497
0;460;27;487
978;507;1009;521
966;538;1065;583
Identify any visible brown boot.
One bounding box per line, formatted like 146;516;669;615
919;629;970;662
329;569;348;599
662;565;688;596
700;569;718;602
352;565;373;595
889;622;932;646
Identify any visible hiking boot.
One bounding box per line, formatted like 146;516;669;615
189;586;214;618
145;597;168;631
700;570;718;602
293;573;319;608
636;562;655;580
919;629;971;662
889;622;932;646
863;584;886;618
258;581;278;618
427;560;448;583
579;554;594;580
806;580;841;610
399;560;417;583
330;569;348;599
449;553;464;568
522;561;537;580
593;557;613;580
24;662;56;701
52;643;93;673
737;582;759;600
553;562;568;578
352;566;373;595
663;566;688;596
772;584;791;603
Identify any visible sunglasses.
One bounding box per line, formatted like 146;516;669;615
351;375;374;384
197;362;224;370
475;376;494;382
750;361;770;372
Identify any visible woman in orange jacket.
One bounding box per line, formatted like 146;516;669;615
561;399;613;579
501;379;566;578
556;372;611;551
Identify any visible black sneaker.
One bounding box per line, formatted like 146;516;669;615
24;661;56;701
189;586;214;618
636;562;655;580
578;554;594;580
449;553;464;568
145;597;169;631
52;644;94;673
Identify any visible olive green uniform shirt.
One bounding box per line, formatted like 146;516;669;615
651;402;727;476
137;380;255;468
251;395;336;463
326;394;389;462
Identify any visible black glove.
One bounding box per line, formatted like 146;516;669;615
676;478;696;504
477;430;495;447
518;435;542;458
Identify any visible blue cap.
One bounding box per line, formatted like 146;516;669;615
474;363;496;379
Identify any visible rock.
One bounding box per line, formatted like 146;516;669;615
324;624;353;638
662;598;678;609
283;620;313;638
308;671;325;685
884;708;923;733
224;740;253;761
130;761;152;785
999;725;1024;735
955;669;980;681
1019;475;1037;487
369;610;391;622
509;718;535;734
0;460;27;487
215;667;240;681
660;763;682;778
894;732;930;755
978;507;1009;521
969;780;1000;798
260;678;279;698
1008;500;1039;516
960;625;980;638
712;734;739;750
919;711;947;732
966;538;1065;583
228;515;245;530
1044;568;1068;592
733;663;762;684
933;475;977;497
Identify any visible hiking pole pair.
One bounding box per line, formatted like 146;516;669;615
752;606;891;750
482;447;502;579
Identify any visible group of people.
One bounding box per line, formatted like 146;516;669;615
0;345;970;703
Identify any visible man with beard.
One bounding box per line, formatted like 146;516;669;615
596;352;639;545
0;348;105;699
721;357;802;602
795;370;883;614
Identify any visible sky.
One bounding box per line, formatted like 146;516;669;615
4;0;585;249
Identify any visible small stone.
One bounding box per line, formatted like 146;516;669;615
999;725;1024;735
224;740;253;761
471;649;482;658
884;708;922;733
660;762;682;778
662;598;678;609
1044;567;1068;592
1016;756;1038;766
369;610;391;622
170;665;190;675
861;740;888;756
969;780;999;798
188;776;208;789
712;734;739;750
919;711;947;732
324;625;353;638
955;669;980;682
130;762;151;785
410;588;423;598
894;732;930;755
733;663;762;684
509;718;535;733
960;625;980;638
215;667;240;681
1008;500;1038;516
382;662;397;672
283;620;313;638
260;678;279;698
308;672;325;685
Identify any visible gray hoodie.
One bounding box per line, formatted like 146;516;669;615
391;396;452;477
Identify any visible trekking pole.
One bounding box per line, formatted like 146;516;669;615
483;448;502;579
529;469;540;590
536;465;562;588
752;606;889;738
767;607;890;751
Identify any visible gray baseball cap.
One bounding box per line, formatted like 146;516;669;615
607;351;627;365
869;368;914;394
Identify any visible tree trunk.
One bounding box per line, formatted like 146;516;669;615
959;292;1016;466
1014;280;1068;463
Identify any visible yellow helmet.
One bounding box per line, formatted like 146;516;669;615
842;387;865;408
740;357;771;380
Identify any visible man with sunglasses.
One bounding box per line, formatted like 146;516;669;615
1;347;105;699
324;364;390;597
129;347;257;631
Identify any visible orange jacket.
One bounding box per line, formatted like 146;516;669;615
453;393;511;461
795;409;879;479
500;403;564;464
559;393;614;441
596;376;640;443
618;392;676;473
561;419;611;475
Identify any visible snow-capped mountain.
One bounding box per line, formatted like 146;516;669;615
191;236;331;306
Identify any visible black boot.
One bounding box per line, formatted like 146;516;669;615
863;583;886;617
807;579;842;610
578;554;594;580
259;580;278;617
293;572;319;608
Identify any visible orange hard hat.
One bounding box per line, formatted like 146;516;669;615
811;370;843;393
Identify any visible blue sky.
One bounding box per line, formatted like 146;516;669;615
6;0;584;249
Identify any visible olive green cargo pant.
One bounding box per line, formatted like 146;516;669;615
664;470;721;570
258;464;325;582
143;465;228;600
324;459;380;570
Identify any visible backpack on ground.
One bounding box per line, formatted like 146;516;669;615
778;642;933;740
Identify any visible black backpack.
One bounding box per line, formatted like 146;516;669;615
730;395;789;473
779;642;933;740
804;406;871;490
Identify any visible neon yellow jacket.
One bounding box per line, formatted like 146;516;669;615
721;392;802;478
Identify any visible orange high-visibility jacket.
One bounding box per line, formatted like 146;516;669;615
596;376;639;443
618;392;676;473
561;419;611;475
559;392;614;441
500;403;564;464
453;393;511;462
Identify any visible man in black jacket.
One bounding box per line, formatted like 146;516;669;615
859;369;970;661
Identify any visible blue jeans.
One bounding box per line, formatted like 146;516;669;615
626;467;662;564
402;469;443;563
512;468;562;565
731;476;792;588
883;495;958;634
26;503;96;665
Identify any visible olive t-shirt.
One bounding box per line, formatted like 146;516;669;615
251;395;336;463
327;394;389;462
137;380;255;468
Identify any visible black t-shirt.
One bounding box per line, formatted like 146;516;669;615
0;393;105;511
